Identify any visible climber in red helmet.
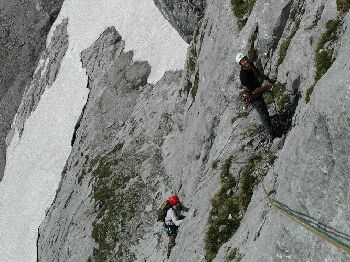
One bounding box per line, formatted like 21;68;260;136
163;195;189;259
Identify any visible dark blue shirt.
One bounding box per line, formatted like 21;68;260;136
240;65;263;101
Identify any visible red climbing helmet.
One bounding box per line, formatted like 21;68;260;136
168;195;180;206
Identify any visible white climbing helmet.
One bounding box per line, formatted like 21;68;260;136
235;52;247;64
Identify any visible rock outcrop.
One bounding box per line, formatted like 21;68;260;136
0;0;64;181
153;0;206;43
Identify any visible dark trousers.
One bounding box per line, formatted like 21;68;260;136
252;98;273;136
163;224;178;237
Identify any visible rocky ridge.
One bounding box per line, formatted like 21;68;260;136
38;27;182;261
10;0;350;261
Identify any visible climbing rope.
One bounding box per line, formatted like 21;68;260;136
257;174;350;255
194;116;247;194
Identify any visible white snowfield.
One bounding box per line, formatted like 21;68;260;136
0;0;187;261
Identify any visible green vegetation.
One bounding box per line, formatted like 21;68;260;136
109;142;124;155
88;143;151;261
305;83;315;104
231;111;249;124
212;159;219;169
306;18;343;103
227;248;238;261
243;125;260;139
267;153;278;165
205;155;238;262
264;82;290;112
239;155;261;210
187;57;196;73
337;0;350;14
267;189;277;197
221;156;234;177
227;247;243;261
230;0;256;30
205;155;261;261
315;49;333;82
239;144;246;152
315;19;343;81
187;47;197;73
191;76;200;101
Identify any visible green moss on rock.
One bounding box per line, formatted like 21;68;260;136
337;0;350;14
205;155;261;261
187;57;196;73
314;19;343;82
243;125;260;139
89;141;160;261
205;156;239;262
305;83;315;104
264;82;290;112
191;77;200;101
212;159;219;169
230;0;256;30
239;155;261;211
307;18;343;103
227;247;243;261
231;112;249;124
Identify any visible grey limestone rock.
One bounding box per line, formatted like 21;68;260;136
153;0;207;43
37;0;350;261
0;0;64;181
136;0;350;261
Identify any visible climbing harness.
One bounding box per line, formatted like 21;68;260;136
240;90;252;108
257;174;350;254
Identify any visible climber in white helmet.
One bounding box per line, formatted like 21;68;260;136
235;52;276;140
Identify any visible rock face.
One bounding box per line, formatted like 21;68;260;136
36;0;350;261
38;27;181;261
0;0;64;181
153;0;206;43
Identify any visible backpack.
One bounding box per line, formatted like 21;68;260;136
157;200;172;222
